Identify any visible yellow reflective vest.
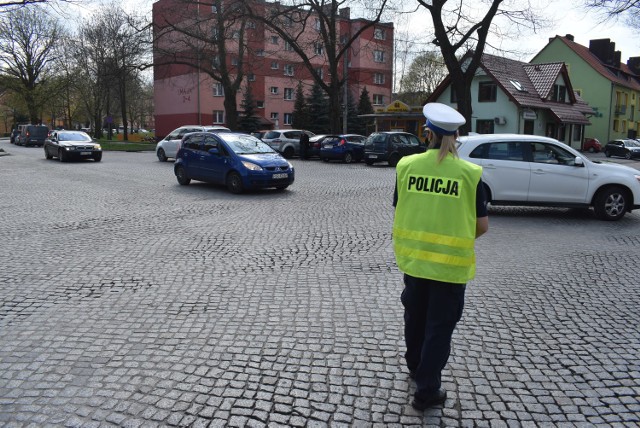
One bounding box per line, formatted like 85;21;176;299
393;150;483;284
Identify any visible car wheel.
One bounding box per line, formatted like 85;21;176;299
625;151;632;160
365;160;374;166
283;147;295;159
588;147;595;153
175;165;191;185
593;186;628;221
45;149;52;160
226;171;244;194
157;148;167;162
388;153;401;167
604;150;611;157
483;183;493;204
343;152;353;163
93;154;102;162
59;149;67;162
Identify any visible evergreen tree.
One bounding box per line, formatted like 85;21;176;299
238;84;260;133
306;81;329;134
345;90;360;135
357;87;375;136
291;82;311;130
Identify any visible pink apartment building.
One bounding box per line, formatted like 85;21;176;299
152;0;393;138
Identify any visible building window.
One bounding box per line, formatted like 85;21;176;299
373;73;385;85
231;30;240;39
476;119;495;134
374;28;386;40
373;94;384;105
373;50;385;63
211;27;219;41
271;61;279;69
231;57;238;66
213;83;224;97
316;67;324;79
314;42;323;56
213;110;224;124
247;73;255;82
551;84;567;102
314;18;321;31
212;57;220;67
285;41;294;51
247;21;256;29
271;36;279;44
284;65;294;76
270;86;279;95
212;2;222;13
284;88;294;100
270;112;279;120
283;15;293;27
257;101;264;108
284;113;293;125
255;49;265;57
478;82;497;102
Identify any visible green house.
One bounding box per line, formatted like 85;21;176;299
531;35;640;145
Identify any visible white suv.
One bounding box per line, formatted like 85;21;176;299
262;129;315;158
457;134;640;220
156;125;230;161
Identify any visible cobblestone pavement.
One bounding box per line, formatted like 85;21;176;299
0;140;639;427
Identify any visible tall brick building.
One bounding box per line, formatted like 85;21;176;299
152;0;393;138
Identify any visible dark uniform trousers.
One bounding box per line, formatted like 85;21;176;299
401;274;466;398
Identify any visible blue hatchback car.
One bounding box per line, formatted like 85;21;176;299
319;134;366;163
174;132;294;193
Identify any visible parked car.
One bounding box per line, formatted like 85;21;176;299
262;129;315;158
603;139;640;159
16;124;49;147
457;134;640;221
156;125;231;161
9;129;20;144
363;132;426;166
582;137;602;153
319;134;367;163
174;132;294;194
250;130;270;141
44;130;102;162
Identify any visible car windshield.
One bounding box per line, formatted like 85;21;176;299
624;140;640;147
59;132;92;142
221;134;276;154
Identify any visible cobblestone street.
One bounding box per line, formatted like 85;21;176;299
1;140;639;427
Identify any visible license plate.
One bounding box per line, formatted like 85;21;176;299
324;145;334;149
272;173;288;179
80;152;91;155
368;154;377;159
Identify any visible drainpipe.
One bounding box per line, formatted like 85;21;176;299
607;82;614;142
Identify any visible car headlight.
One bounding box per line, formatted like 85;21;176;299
287;161;293;169
94;144;101;150
242;161;263;171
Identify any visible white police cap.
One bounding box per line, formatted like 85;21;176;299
423;103;465;136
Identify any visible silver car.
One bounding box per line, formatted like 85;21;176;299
156;125;230;161
262;129;315;158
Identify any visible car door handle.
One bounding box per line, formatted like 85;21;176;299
532;169;545;174
484;163;497;169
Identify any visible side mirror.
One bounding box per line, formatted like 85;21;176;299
574;157;584;167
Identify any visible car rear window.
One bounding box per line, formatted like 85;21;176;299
264;131;280;139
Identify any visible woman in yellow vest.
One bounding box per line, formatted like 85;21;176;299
393;102;489;411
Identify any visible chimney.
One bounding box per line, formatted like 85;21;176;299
589;39;616;65
628;57;640;75
565;34;574;41
339;7;350;19
614;50;621;68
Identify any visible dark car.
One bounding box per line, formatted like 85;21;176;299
9;129;20;144
319;134;367;163
363;132;426;166
17;124;49;147
44;130;102;162
604;139;640;159
174;132;294;194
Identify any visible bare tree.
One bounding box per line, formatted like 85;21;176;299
397;50;448;104
247;0;390;133
416;0;547;134
584;0;640;26
0;7;61;123
153;0;251;130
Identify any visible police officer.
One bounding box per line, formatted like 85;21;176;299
299;132;310;160
393;103;489;411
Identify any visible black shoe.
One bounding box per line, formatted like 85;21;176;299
411;389;447;411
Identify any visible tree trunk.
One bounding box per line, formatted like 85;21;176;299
224;93;238;130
